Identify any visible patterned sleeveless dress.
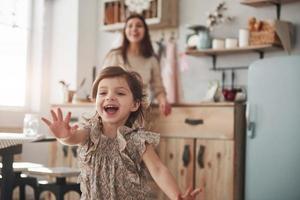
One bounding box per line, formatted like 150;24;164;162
77;121;160;200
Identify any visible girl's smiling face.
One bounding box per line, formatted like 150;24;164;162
125;17;145;44
96;77;140;127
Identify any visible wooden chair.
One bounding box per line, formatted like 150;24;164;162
27;166;81;200
0;162;43;200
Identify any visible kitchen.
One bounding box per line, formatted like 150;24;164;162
0;0;300;200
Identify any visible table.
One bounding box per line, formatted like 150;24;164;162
0;133;55;200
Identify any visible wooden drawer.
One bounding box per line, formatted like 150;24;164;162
149;106;234;139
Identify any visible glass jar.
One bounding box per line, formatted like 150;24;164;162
23;114;39;137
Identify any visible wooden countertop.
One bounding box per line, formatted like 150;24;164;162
52;101;243;108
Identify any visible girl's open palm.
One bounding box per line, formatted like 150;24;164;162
41;108;78;139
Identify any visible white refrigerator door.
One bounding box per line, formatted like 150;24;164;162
245;56;300;200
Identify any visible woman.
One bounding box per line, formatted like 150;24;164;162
102;14;171;116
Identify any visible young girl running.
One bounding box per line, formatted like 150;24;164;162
42;66;200;200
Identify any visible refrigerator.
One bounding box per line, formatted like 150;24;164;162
245;55;300;200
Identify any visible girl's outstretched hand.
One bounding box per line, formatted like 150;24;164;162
177;187;201;200
41;108;78;139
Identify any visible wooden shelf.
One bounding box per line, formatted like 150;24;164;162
102;18;161;31
185;44;281;57
101;0;178;31
240;0;300;19
185;44;282;70
240;0;300;7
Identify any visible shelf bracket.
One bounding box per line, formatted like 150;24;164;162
210;55;248;71
211;66;249;71
253;50;264;59
270;2;281;20
209;49;267;71
212;55;217;70
259;51;264;59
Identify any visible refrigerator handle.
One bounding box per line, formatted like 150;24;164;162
246;103;256;139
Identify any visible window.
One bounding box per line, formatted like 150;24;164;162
0;0;31;107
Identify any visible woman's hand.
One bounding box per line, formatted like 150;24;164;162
41;108;78;139
176;187;201;200
157;94;172;116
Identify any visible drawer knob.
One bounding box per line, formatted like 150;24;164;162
184;118;204;125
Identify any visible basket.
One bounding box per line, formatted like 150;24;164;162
250;31;281;45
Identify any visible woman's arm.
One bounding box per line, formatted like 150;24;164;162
156;93;172;116
42;108;89;146
151;58;172;116
142;145;200;200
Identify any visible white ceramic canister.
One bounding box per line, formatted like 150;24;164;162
212;38;225;49
225;38;238;49
239;28;250;47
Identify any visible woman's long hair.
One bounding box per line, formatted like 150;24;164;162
114;14;154;64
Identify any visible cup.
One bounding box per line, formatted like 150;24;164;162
23;113;39;137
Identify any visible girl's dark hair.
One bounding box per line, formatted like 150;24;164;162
91;66;146;127
113;14;154;64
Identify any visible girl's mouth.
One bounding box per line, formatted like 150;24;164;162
104;105;119;114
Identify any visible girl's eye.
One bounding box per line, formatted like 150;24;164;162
98;92;106;96
117;92;125;96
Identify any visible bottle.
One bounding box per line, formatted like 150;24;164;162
23;114;39;137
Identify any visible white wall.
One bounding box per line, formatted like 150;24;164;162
48;0;97;103
97;0;300;102
76;0;98;98
49;0;79;103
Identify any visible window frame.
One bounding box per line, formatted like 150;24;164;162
0;0;33;111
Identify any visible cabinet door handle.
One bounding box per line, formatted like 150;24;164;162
62;145;68;158
70;117;79;123
197;145;205;168
71;146;78;158
184;118;204;125
182;144;190;167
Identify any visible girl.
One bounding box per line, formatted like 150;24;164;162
42;66;199;200
102;14;171;116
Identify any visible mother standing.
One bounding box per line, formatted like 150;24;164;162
101;14;171;116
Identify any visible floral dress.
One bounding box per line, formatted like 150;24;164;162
77;120;160;200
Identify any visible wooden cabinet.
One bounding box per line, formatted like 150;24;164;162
101;0;178;31
156;137;195;199
150;103;246;200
